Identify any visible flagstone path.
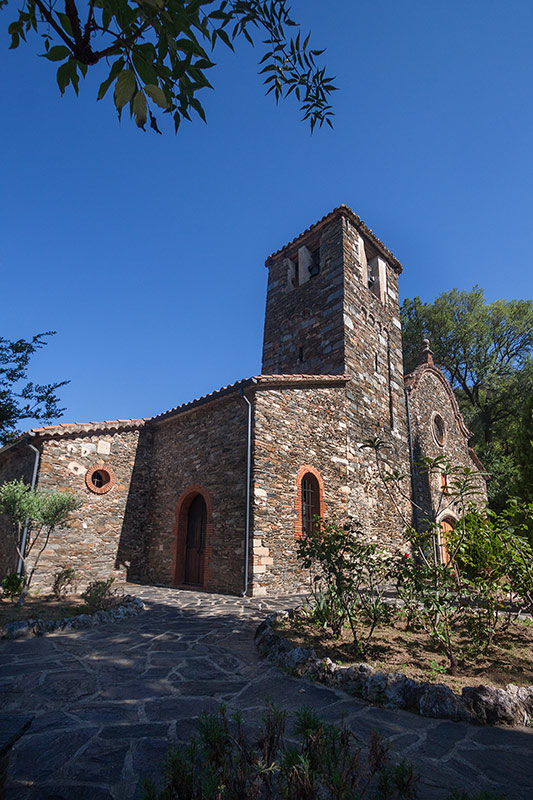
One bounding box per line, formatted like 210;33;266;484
0;585;531;799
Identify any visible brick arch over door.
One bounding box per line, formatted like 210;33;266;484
172;485;213;588
295;465;326;539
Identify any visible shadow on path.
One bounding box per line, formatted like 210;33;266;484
0;585;531;799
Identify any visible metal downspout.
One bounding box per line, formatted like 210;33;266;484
240;389;253;597
17;436;40;575
404;387;418;532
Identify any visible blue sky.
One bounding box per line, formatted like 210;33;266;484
1;0;532;427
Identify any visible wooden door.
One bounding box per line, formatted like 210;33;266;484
184;495;206;585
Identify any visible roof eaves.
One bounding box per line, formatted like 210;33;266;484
265;205;402;273
151;377;257;423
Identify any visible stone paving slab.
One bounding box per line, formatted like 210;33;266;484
1;584;532;799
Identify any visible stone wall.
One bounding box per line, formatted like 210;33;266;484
260;211;411;580
251;384;349;595
0;444;36;579
146;393;248;595
15;426;146;591
341;215;411;547
406;365;488;524
262;216;345;376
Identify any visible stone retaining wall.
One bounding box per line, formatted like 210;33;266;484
1;596;144;639
255;611;533;728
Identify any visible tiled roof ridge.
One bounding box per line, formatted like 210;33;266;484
255;373;350;382
3;374;351;443
30;419;148;432
265;204;402;273
151;377;255;421
152;373;350;422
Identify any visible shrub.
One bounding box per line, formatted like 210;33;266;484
51;567;78;599
143;704;418;800
81;577;117;613
1;572;24;601
297;518;393;657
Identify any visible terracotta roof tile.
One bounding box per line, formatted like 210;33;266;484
265;204;402;273
152;374;350;422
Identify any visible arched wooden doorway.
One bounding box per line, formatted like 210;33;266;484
184;494;207;585
173;487;211;588
439;518;455;567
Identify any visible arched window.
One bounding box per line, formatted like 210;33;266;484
302;473;320;536
295;466;325;539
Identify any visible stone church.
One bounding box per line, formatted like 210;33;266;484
0;206;485;596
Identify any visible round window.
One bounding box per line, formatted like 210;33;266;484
432;414;446;447
85;465;115;495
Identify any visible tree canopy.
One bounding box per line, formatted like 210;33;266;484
401;286;533;509
0;333;67;445
4;0;336;133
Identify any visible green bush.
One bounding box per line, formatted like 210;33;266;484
1;572;24;601
51;567;78;600
143;704;418;800
297;518;392;657
81;577;117;613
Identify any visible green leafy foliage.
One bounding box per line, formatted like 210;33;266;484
81;577;118;612
5;0;336;134
1;572;24;601
0;479;78;606
0;332;67;445
360;441;533;674
143;703;419;799
51;566;78;599
400;287;533;509
297;518;393;657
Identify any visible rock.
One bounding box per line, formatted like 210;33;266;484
71;614;93;629
462;685;520;726
3;620;35;639
418;683;470;721
282;646;316;673
506;684;533;726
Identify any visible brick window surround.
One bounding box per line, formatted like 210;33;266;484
172;485;213;589
294;465;325;539
85;464;115;495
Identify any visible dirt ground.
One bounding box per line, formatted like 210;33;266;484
276;612;533;693
0;594;89;626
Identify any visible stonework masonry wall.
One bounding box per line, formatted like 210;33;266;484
407;368;488;523
145;394;248;595
0;209;489;598
341;216;411;548
26;428;147;591
262;217;345;376
0;445;36;579
260;214;411;573
251;385;349;595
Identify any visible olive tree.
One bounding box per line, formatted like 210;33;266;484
0;479;79;606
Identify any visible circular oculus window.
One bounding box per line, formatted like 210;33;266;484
85;465;115;495
432;414;446;447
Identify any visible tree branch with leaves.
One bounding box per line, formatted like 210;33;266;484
0;332;68;445
5;0;337;133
